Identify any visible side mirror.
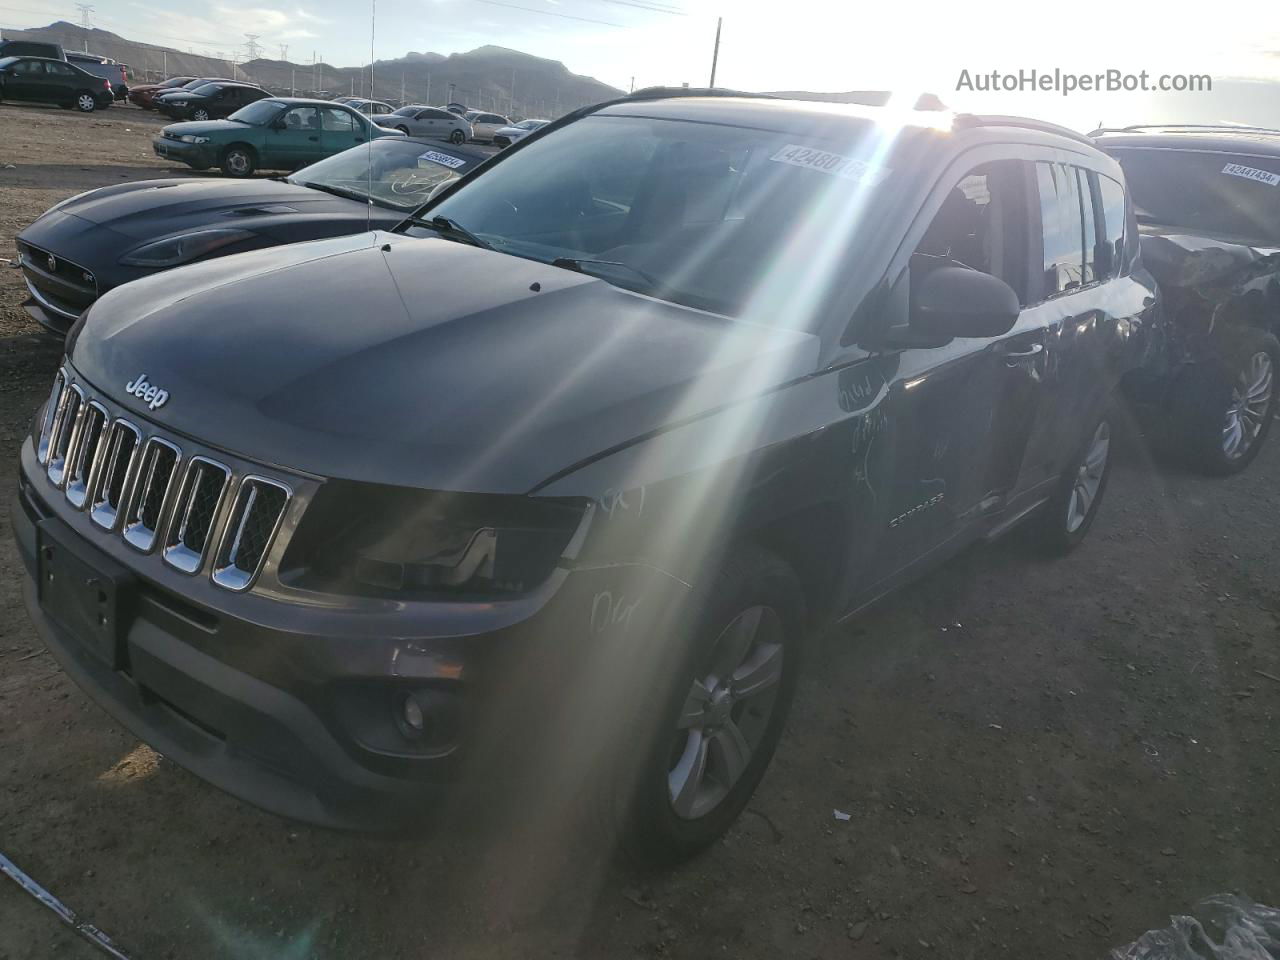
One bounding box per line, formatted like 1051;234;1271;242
910;266;1020;339
269;118;286;130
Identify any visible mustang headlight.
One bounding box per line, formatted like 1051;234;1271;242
118;228;255;267
281;484;590;598
178;134;210;144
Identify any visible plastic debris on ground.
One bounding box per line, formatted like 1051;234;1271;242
833;809;851;822
1110;894;1280;960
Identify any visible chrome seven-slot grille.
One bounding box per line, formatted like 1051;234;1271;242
36;369;291;591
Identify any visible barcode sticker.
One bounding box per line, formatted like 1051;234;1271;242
1222;162;1280;187
418;150;467;169
769;144;890;185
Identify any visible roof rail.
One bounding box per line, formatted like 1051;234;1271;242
952;113;1095;147
1088;123;1280;137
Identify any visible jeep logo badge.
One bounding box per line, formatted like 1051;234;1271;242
125;373;170;411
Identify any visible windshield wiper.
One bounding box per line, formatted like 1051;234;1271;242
402;215;493;250
295;181;368;203
552;257;659;290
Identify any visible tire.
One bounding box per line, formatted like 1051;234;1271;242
396;124;410;135
449;129;465;144
220;144;256;178
191;107;210;121
1035;412;1114;553
74;91;97;113
1173;329;1279;476
619;546;803;865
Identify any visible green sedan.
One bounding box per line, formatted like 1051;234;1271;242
152;97;405;178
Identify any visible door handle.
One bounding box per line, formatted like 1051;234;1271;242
1003;343;1044;365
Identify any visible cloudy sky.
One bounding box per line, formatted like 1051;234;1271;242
4;0;1279;128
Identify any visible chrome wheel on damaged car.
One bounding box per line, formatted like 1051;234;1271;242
1223;350;1274;462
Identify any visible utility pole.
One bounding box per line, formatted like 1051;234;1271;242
425;73;431;104
400;70;405;104
162;50;167;77
290;67;295;96
509;68;515;116
709;16;721;88
75;3;93;52
630;76;635;93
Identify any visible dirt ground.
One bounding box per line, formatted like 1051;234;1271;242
1;102;1279;960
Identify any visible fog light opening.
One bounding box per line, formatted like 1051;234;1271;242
397;692;429;740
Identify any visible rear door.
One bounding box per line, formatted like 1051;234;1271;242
320;106;368;156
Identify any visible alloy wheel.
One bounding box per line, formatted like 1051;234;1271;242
1066;420;1110;533
193;108;209;121
668;605;784;821
1222;350;1274;460
76;94;95;112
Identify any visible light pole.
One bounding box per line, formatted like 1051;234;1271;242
709;17;722;88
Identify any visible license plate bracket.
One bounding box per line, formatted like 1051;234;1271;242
37;519;135;670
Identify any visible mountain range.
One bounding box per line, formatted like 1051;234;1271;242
0;21;624;118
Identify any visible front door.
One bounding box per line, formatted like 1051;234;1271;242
872;157;1050;581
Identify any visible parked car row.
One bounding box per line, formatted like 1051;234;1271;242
10;92;1279;866
0;55;114;112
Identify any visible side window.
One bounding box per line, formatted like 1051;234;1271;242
15;60;45;74
1036;162;1086;295
1096;174;1127;277
913;159;1029;305
48;62;76;76
1076;167;1097;286
283;106;320;130
322;108;355;132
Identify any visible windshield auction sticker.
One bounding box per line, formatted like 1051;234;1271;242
418;150;467;169
769;145;889;185
1222;162;1280;187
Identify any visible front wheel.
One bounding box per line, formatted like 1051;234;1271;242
1035;413;1113;553
449;129;465;144
1175;330;1279;475
620;547;803;865
74;92;97;112
396;125;410;135
220;145;256;178
191;107;210;121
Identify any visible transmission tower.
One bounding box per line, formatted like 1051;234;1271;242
74;4;93;51
278;43;289;61
243;33;262;61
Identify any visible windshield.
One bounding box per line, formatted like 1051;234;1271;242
228;99;284;125
516;119;544;130
187;83;220;96
289;139;476;210
425;114;889;317
1109;147;1280;244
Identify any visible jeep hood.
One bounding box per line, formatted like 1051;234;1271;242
70;233;820;495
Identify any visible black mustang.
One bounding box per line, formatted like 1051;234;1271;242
14;137;488;336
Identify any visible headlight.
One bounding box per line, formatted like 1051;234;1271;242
118;228;255;267
179;134;210;144
280;484;590;598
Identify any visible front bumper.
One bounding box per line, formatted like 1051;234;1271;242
15;431;690;828
152;136;217;168
14;239;97;337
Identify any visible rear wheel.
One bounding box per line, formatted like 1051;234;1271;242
620;547;802;864
449;129;465;144
1175;330;1279;475
1035;413;1113;553
220;144;256;178
74;92;97;112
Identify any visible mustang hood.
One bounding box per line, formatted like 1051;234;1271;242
70;233;820;494
41;177;354;237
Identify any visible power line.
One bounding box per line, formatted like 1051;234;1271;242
468;0;624;27
589;0;685;14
